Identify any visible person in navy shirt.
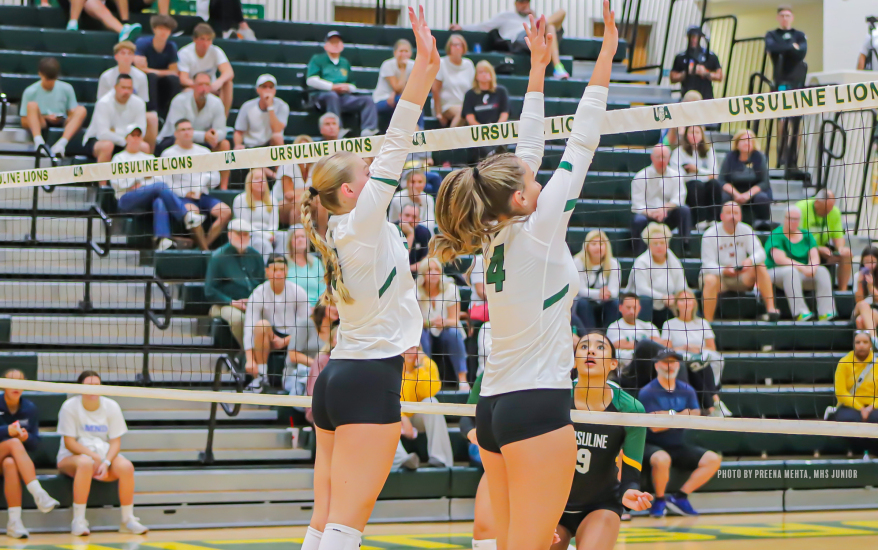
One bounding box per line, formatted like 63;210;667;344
638;349;720;518
0;369;60;538
134;15;181;118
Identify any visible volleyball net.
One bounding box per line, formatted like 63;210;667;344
1;80;878;448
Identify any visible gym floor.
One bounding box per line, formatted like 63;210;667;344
7;510;878;549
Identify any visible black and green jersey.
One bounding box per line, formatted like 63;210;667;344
566;381;645;510
306;53;353;84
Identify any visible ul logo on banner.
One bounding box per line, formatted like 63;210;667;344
225;152;236;165
653;106;672;122
73;166;83;177
412;132;426;146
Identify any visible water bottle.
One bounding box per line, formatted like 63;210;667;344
474;43;482;53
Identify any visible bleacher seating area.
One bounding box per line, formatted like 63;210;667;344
0;4;874;531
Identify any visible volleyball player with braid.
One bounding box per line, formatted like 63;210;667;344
431;3;617;547
297;8;440;550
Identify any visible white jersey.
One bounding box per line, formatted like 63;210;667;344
480;87;608;396
327;100;423;360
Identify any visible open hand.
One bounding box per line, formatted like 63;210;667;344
409;6;441;74
524;15;553;69
599;0;619;58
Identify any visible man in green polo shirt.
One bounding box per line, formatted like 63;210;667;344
305;31;379;138
796;189;852;291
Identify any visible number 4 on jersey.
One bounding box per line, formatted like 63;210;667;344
486;244;506;292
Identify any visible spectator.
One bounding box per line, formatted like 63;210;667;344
82;74;148;169
661;289;726;414
316;112;341;141
765;5;808;90
663;90;702;149
797;189;853;292
462;61;510;162
155;72;229;177
833;331;878;424
135;15;181;119
452;0;570;79
630;145;691;255
0;369;60;539
398;346;455;468
98;41;158;150
431;34;475;128
855;247;878;303
606;293;666;370
204;219;266;348
468;253;488;323
573;229;622;330
233;168;282;260
306;31;379;138
57;371;147;536
243;254;312;393
417;257;470;389
285;224;326;308
207;0;256;41
857;27;878;70
20;57;87;158
389;171;436;233
670;26;722;101
110;124;205;251
672;125;721;225
626;223;688;328
374;39;424;130
700;201;779;322
178;23;235;116
277;135;316;226
638;350;721;517
397;203;431;274
303;304;339;420
234;74;289;150
62;0;145;41
160;119;231;250
765;206;836;321
719;129;773;230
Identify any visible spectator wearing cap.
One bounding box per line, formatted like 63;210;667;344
388;171;436;234
374;39;424;131
20;57;87;158
431;34;475;129
306;31;379;138
670;26;722;101
155;71;229;177
638;349;721;518
61;0;145;42
178;23;235;116
161;119;231;250
83;74;148;165
205;218;266;349
110;124;206;251
796;189;852;292
135;15;181;119
97;41;158;150
234;74;289;150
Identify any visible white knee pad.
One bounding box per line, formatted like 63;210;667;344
319;523;362;550
472;539;497;550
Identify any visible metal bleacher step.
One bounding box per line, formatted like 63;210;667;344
8;315;213;346
0;215;126;244
0;280;180;310
117;428;309;463
0;247;152;276
114;395;278;422
133;468;313;505
32;351;228;383
0;185;94;212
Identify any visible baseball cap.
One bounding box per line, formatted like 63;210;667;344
655;348;684;363
228;219;252;233
686;25;704;36
256;74;277;88
125;123;144;136
325;30;343;41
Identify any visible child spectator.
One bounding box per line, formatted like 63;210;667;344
20;57;87;158
573;229;622;330
388;171;436;233
285;224;326;308
135;15;181;118
57;371;147;536
233;74;288;150
178;23;235;116
431;34;475;128
233;168;282;260
417;257;470;390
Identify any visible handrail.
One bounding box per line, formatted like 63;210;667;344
27;147;59;242
201;355;245;465
748;72;774;96
79;205;112;311
87;205;112;257
816;117;847;191
145;275;172;330
0;93;7;132
855;111;878;232
622;0;687;82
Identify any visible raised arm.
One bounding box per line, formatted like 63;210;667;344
514;14;551;174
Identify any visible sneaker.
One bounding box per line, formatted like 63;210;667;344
401;452;420;471
222;28;237;39
468;442;482;465
50;140;67;158
650;497;666;517
760;311;781;322
360;128;379;138
665;494;699;516
184;211;206;229
66;20;79;31
459;381;471;393
238;26;257;41
120;516;148;535
118;23;142;43
796;312;814;322
819;312;836;322
426;457;447;468
718;399;733;417
155;238;175;251
552;63;570;80
71;517;90;536
620;512;632;521
244;377;263;393
695;220;712;231
34;490;59;513
6;518;28;539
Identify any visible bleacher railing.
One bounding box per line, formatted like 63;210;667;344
201;355;245;465
620;0;704;84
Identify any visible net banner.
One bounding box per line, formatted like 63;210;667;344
1;81;878;189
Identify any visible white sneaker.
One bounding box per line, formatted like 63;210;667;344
718;399;733;417
155;237;175;251
222;28;236;39
245;377;263;393
50;141;67;158
34;490;59;513
238;26;256;41
6;518;28;539
120;516;148;535
184;211;206;229
71;517;90;536
459;382;471;393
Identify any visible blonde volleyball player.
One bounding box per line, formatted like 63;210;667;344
431;2;618;547
298;8;440;550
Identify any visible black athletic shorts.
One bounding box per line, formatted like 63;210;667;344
311;356;403;431
643;442;710;471
476;388;571;454
85;138;125;159
558;499;624;536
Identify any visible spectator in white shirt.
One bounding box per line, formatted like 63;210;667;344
233;167;282;260
161;119;231;250
573;229;622;330
700;201;779;322
606;293;667;368
451;0;570;79
626;222;688;328
374;39;424;130
630;144;691;255
276;135;319;227
431;34;476;128
417;257;470;390
97;41;157;151
57;371;147;536
672;125;722;224
234;74;289;150
243;254;312;393
110;124;205;251
178;23;235;116
83;74;148;176
857;27;878;70
388;171;436;233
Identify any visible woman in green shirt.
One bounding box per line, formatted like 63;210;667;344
765;206;836;321
286;224;326;307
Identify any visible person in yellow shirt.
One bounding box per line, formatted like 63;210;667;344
395;346;454;468
833;331;878;423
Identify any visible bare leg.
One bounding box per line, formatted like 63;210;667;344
443;106;464;129
2;457;21;508
84;0;123;33
473;474;496;541
206;201;232;247
59;455;95;505
549;524;573;550
103;456;135;505
650;450;671;498
113;0;129;22
24;102;46;140
701;274;720;322
145;112;159;153
754;265;778;312
215;139;231;189
248;320;273;375
480;449;510;550
0;439;37;485
838;249;853;291
547;24;562;68
269;133;285;147
155;0;169;14
69;0;85;23
546;9;566;29
64;106;88;140
218;80;233;117
575;510;621;550
310;427;334;532
679;451;722;494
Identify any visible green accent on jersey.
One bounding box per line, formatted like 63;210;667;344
559;161;573;172
378;267;397;298
374;177;399;187
608;380;646;471
542;284;569;310
467;372;484;405
564;199;576;212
